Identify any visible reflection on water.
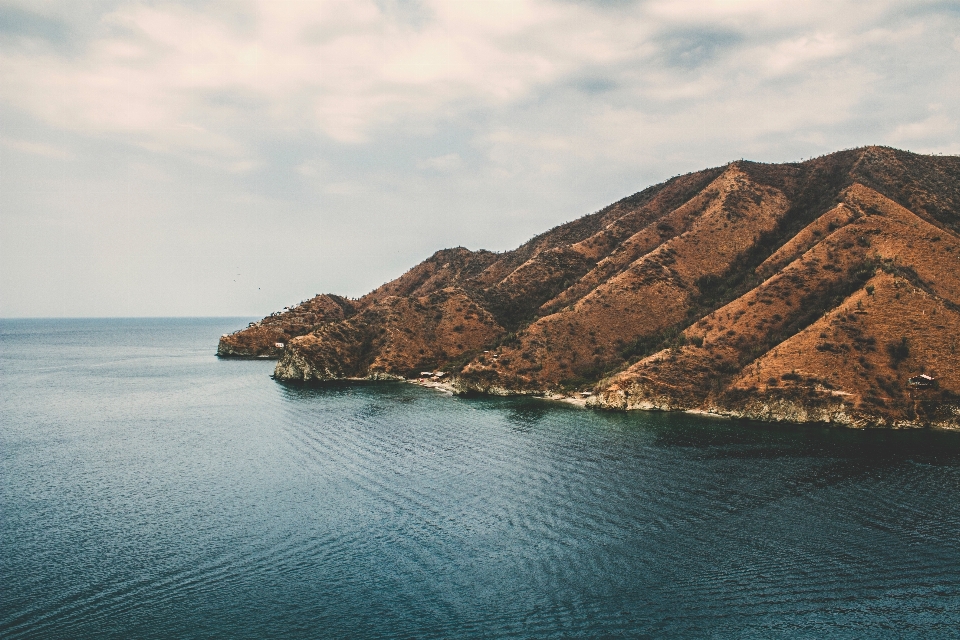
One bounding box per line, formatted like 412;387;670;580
2;319;960;638
505;400;551;432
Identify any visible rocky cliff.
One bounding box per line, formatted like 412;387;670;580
223;146;960;428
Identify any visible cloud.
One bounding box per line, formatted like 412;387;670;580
0;3;70;43
891;112;958;144
654;28;744;70
417;153;461;171
1;0;958;316
1;137;73;159
0;0;640;153
2;0;954;165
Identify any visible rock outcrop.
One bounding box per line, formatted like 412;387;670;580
223;146;960;428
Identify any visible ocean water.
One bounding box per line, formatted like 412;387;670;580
2;318;960;638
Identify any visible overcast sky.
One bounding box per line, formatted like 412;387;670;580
1;0;958;317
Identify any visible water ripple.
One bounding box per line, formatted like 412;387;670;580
3;320;960;637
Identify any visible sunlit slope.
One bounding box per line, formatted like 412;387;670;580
592;184;960;427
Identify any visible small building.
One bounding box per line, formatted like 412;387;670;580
274;342;285;349
908;374;936;389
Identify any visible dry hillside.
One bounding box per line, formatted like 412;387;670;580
220;146;960;428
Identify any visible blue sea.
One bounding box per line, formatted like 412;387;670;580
2;318;960;638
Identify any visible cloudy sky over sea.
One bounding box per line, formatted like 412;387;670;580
1;0;958;317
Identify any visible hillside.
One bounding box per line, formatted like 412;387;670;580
220;146;960;428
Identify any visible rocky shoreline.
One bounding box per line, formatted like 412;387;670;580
263;371;960;430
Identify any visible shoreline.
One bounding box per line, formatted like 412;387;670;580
401;378;959;430
406;377;603;409
267;374;959;431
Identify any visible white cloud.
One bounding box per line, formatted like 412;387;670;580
1;0;958;316
891;113;958;143
0;0;641;153
2;0;953;167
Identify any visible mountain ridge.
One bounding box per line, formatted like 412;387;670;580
219;146;960;428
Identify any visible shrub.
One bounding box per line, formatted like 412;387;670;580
887;337;910;367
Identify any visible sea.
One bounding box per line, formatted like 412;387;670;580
2;317;959;638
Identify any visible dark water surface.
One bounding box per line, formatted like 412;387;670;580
2;318;960;638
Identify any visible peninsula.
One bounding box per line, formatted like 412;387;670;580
220;147;960;428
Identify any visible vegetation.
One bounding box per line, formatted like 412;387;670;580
887;337;910;367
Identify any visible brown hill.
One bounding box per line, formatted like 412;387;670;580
222;146;960;428
217;293;356;357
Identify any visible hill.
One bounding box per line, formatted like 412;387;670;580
220;147;960;428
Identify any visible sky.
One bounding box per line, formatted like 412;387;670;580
1;0;958;318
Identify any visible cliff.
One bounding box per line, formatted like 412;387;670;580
223;146;960;428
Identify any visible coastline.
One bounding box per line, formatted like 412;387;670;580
407;377;592;407
400;378;960;430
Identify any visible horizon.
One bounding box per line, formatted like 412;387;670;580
2;1;958;318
